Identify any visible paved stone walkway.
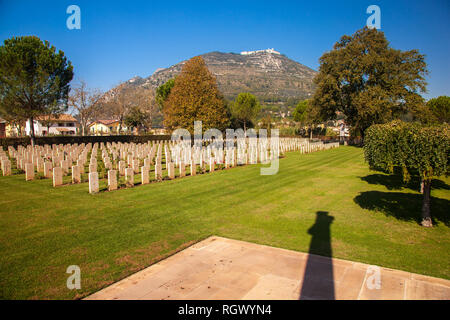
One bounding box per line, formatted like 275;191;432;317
86;236;450;300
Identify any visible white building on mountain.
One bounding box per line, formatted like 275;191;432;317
241;48;281;55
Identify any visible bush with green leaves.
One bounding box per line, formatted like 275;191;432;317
364;120;449;226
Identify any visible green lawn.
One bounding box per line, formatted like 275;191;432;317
0;146;449;299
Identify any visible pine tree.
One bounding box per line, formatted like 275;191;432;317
0;36;73;145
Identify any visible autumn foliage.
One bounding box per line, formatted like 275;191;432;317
163;56;229;133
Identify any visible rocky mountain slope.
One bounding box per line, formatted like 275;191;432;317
121;50;317;102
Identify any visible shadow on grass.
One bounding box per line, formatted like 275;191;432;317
299;211;335;300
354;191;450;227
361;174;450;192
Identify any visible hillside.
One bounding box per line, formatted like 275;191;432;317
121;50;317;102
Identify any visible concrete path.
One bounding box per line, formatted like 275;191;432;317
86;236;450;300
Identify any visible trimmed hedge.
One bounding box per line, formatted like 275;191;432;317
0;135;171;150
364;121;449;180
364;120;449;226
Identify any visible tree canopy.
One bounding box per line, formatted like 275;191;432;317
427;96;450;124
69;80;102;136
312;27;428;139
124;105;151;133
292;100;309;124
156;78;175;110
364;120;449;226
231;92;261;131
293;99;322;138
0;36;74;144
163;56;229;132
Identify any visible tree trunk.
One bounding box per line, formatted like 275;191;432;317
421;179;432;227
29;117;36;147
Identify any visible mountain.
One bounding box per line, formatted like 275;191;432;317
121;49;317;102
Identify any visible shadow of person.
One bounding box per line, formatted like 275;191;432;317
299;211;335;300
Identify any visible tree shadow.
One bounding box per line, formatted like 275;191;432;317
299;211;335;300
361;173;450;192
354;191;450;227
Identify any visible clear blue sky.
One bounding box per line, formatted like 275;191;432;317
1;0;449;99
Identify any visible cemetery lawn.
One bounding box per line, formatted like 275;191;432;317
0;146;449;299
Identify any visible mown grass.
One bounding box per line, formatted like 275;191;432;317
0;146;449;299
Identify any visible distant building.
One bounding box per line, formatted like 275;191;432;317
240;48;281;55
88;120;129;135
0;118;5;138
25;114;78;136
150;124;168;135
4;121;26;137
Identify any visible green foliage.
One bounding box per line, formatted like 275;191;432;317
364;120;449;225
124;106;150;131
427;96;450;124
312;27;428;138
293;100;308;124
0;36;74;125
231;92;261;131
364;121;449;181
155;78;175;110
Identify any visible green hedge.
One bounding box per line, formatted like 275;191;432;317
0;135;171;150
364;121;449;180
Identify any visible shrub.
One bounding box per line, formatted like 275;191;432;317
364;120;449;226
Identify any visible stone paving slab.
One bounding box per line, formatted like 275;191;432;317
85;236;450;300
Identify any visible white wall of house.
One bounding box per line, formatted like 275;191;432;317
25;120;77;136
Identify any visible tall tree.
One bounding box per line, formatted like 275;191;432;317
293;100;309;124
69;80;103;136
312;27;427;140
163;56;229;132
0;36;74;145
231;92;261;131
124;106;150;134
105;85;156;134
427;96;450;124
104;84;135;134
293;99;321;138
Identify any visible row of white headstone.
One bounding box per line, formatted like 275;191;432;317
1;138;339;193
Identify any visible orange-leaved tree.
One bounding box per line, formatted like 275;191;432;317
163;56;229;133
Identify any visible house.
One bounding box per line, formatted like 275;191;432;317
25;114;78;136
150;125;168;135
88;120;128;135
5;121;26;137
0;118;5;138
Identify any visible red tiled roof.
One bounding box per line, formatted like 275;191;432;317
55;128;74;132
96;119;120;125
35;114;77;122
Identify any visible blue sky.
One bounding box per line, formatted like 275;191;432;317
0;0;449;99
